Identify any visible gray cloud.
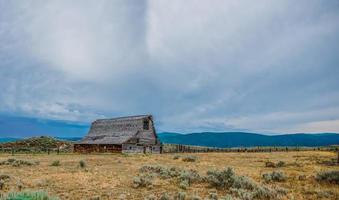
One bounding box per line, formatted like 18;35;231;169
1;0;339;133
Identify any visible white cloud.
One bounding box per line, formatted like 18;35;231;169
225;107;339;133
4;1;147;82
1;0;339;133
287;119;339;133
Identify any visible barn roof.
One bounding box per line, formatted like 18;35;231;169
76;115;153;145
94;114;152;122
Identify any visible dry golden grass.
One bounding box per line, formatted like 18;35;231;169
0;151;338;199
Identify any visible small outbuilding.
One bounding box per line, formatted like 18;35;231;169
74;115;161;153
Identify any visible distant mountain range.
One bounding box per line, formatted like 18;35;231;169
1;132;338;147
157;132;339;147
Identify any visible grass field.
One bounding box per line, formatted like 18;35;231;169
0;151;338;199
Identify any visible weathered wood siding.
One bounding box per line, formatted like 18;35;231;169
122;144;161;153
74;144;122;153
134;119;159;145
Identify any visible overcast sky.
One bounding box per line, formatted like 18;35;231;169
1;0;339;137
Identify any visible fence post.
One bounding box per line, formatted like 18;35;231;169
57;147;60;155
11;148;14;156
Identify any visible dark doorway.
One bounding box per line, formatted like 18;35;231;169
143;120;149;130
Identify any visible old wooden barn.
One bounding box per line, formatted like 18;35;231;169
74;115;161;153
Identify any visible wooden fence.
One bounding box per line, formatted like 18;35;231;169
162;143;339;153
0;144;338;155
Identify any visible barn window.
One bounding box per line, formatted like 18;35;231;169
143;120;149;130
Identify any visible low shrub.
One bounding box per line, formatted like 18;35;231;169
231;186;276;200
251;186;276;199
318;159;338;166
0;179;5;190
174;192;186;200
144;194;156;200
168;167;182;178
140;165;173;179
298;174;306;181
118;194;127;200
262;171;287;182
5;190;58;200
179;170;201;185
173;155;181;160
179;179;189;190
205;167;236;189
140;165;183;179
232;176;257;190
265;161;285;168
205;167;278;199
189;194;202;200
0;175;10;181
17;183;23;191
219;195;238;200
265;161;275;168
133;175;153;188
0;159;38;167
135;165;285;199
204;190;218;200
50;160;60;167
34;179;49;187
159;193;170;200
315;170;339;184
139;165;162;173
230;188;252;200
138;165;201;190
0;174;12;190
79;160;86;168
316;190;335;199
181;156;197;162
275;187;289;195
276;161;285;167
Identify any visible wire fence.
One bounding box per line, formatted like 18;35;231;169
162;143;339;154
0;144;337;155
